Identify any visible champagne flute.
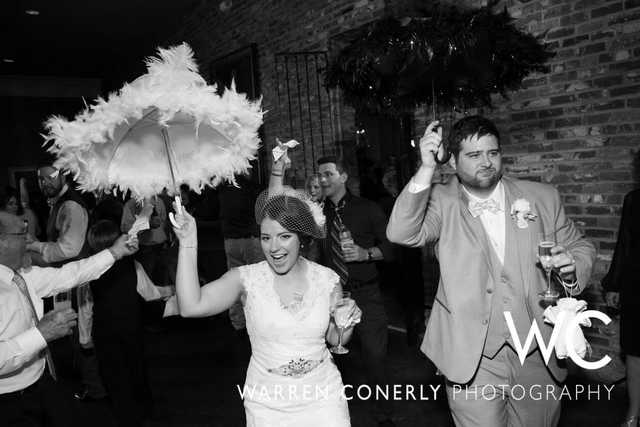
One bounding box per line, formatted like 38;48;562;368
538;233;559;300
329;291;352;354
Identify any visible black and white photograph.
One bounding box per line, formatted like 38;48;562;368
0;0;638;426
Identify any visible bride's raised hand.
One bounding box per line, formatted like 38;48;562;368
272;138;292;175
171;200;197;248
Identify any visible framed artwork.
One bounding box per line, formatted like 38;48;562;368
210;44;264;184
7;166;38;192
209;44;260;100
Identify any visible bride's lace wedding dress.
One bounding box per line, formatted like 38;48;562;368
238;259;350;427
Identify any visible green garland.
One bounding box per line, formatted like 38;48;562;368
325;2;555;116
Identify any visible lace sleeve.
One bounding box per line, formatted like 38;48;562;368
324;266;341;294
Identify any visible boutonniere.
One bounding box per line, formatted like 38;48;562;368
510;198;537;229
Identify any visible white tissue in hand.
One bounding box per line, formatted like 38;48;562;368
543;297;591;359
272;139;299;161
127;215;150;243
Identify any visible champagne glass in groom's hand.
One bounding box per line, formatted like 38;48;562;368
537;232;559;300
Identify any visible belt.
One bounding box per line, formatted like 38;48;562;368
0;373;47;399
268;357;325;378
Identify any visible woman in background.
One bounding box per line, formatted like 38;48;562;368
602;152;640;427
305;173;323;204
0;186;40;237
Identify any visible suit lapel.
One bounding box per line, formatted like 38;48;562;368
502;178;535;295
456;181;497;278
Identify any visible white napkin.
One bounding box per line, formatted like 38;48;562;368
134;261;178;318
127;199;154;243
135;261;174;301
543;297;591;359
272;138;299;161
126;216;149;244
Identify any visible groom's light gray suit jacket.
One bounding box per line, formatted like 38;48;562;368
387;175;596;384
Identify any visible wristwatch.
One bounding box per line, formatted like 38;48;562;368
367;248;374;262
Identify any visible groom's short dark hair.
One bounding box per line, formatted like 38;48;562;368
448;116;501;159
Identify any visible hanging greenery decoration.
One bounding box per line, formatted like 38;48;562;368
325;1;555;116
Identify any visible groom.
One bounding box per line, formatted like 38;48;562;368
386;116;596;427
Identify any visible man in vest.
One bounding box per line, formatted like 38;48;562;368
26;164;105;401
387;117;596;427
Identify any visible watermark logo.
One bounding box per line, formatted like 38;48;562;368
504;310;612;370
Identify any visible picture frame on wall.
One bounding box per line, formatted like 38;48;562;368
209;44;260;99
209;44;265;184
7;166;39;193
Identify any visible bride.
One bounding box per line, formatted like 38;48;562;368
172;187;360;426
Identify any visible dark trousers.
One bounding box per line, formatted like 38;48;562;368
94;330;152;427
72;328;106;398
338;282;393;421
0;372;73;427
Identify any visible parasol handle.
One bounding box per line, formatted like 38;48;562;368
168;195;184;229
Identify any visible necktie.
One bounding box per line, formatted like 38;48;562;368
329;205;349;288
12;272;57;381
469;199;501;217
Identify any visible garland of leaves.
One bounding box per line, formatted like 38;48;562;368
325;2;555;116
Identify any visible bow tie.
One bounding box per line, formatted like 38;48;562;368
469;199;501;217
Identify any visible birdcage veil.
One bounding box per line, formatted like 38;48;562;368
255;187;326;239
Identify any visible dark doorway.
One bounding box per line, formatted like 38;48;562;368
353;110;417;213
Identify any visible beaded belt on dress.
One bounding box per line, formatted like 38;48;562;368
268;357;325;378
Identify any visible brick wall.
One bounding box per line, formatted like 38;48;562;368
480;0;638;382
169;0;387;183
171;0;640;380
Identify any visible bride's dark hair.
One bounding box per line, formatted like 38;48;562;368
259;195;315;250
255;189;325;241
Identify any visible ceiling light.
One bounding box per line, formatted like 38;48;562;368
25;9;40;16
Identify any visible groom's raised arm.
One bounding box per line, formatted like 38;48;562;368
387;120;444;248
387;181;441;247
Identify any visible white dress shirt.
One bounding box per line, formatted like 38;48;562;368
463;181;506;264
29;185;89;263
0;250;115;394
408;178;506;264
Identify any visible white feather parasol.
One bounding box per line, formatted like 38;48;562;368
43;43;263;199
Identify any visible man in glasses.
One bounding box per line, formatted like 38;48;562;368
27;163;105;401
0;211;137;426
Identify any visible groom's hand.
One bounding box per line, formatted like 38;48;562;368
414;121;444;187
551;245;576;280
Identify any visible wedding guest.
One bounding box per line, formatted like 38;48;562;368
88;219;177;427
27;163;105;402
306;173;323;203
0;211;137;427
317;155;396;427
387;116;596;427
1;186;40;238
602;151;640;427
121;195;168;284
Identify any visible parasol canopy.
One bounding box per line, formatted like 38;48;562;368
43;43;263;200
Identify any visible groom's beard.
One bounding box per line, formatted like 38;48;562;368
460;168;502;191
